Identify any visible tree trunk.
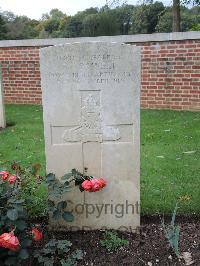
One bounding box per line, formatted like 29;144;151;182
172;0;181;32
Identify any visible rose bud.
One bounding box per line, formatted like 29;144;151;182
11;163;18;170
8;175;17;185
31;228;43;241
0;232;20;251
0;171;9;181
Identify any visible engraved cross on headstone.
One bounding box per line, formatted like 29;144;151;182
59;90;132;176
63;91;121;144
63;90;118;175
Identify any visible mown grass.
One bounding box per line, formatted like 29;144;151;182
141;110;200;215
0;104;47;217
1;104;200;216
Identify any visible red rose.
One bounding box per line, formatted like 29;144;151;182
98;178;106;188
0;232;20;251
81;180;93;192
0;171;9;181
82;178;106;192
31;228;43;241
8;175;17;185
90;179;102;192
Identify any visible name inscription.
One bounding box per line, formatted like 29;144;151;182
45;52;133;84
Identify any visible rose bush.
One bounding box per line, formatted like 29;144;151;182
0;165;43;265
0;165;106;265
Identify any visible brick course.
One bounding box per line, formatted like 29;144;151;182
0;36;199;111
137;40;200;111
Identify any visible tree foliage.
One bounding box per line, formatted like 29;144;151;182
156;5;200;32
0;11;39;39
130;1;165;34
0;1;199;40
35;9;68;38
0;14;7;39
172;0;200;31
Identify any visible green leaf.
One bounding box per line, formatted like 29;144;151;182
14;199;25;204
46;173;56;183
44;257;54;266
62;187;73;192
43;247;56;255
7;209;18;221
48;200;55;207
173;226;180;256
75;179;83;186
4;257;18;265
79;184;84;192
52;209;61;219
14;205;24;213
60;258;74;266
61;173;72;180
45;239;57;248
72;249;83;260
57;240;72;250
64;180;70;186
18;249;29;260
38;256;54;266
7;198;16;204
62;212;74;222
33;250;40;258
171;203;178;226
71;168;77;175
16;220;27;231
21;239;32;248
57;201;67;210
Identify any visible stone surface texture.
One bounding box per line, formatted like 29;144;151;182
40;42;140;231
1;31;200;47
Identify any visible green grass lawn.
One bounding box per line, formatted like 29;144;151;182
1;104;200;216
141;110;200;215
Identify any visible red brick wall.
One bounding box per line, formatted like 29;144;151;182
0;39;200;110
0;47;41;104
138;40;200;111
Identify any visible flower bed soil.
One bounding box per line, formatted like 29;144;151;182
30;216;200;266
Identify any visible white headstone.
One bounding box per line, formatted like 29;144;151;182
0;66;6;129
40;42;140;232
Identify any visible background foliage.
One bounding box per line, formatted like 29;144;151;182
0;1;200;40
